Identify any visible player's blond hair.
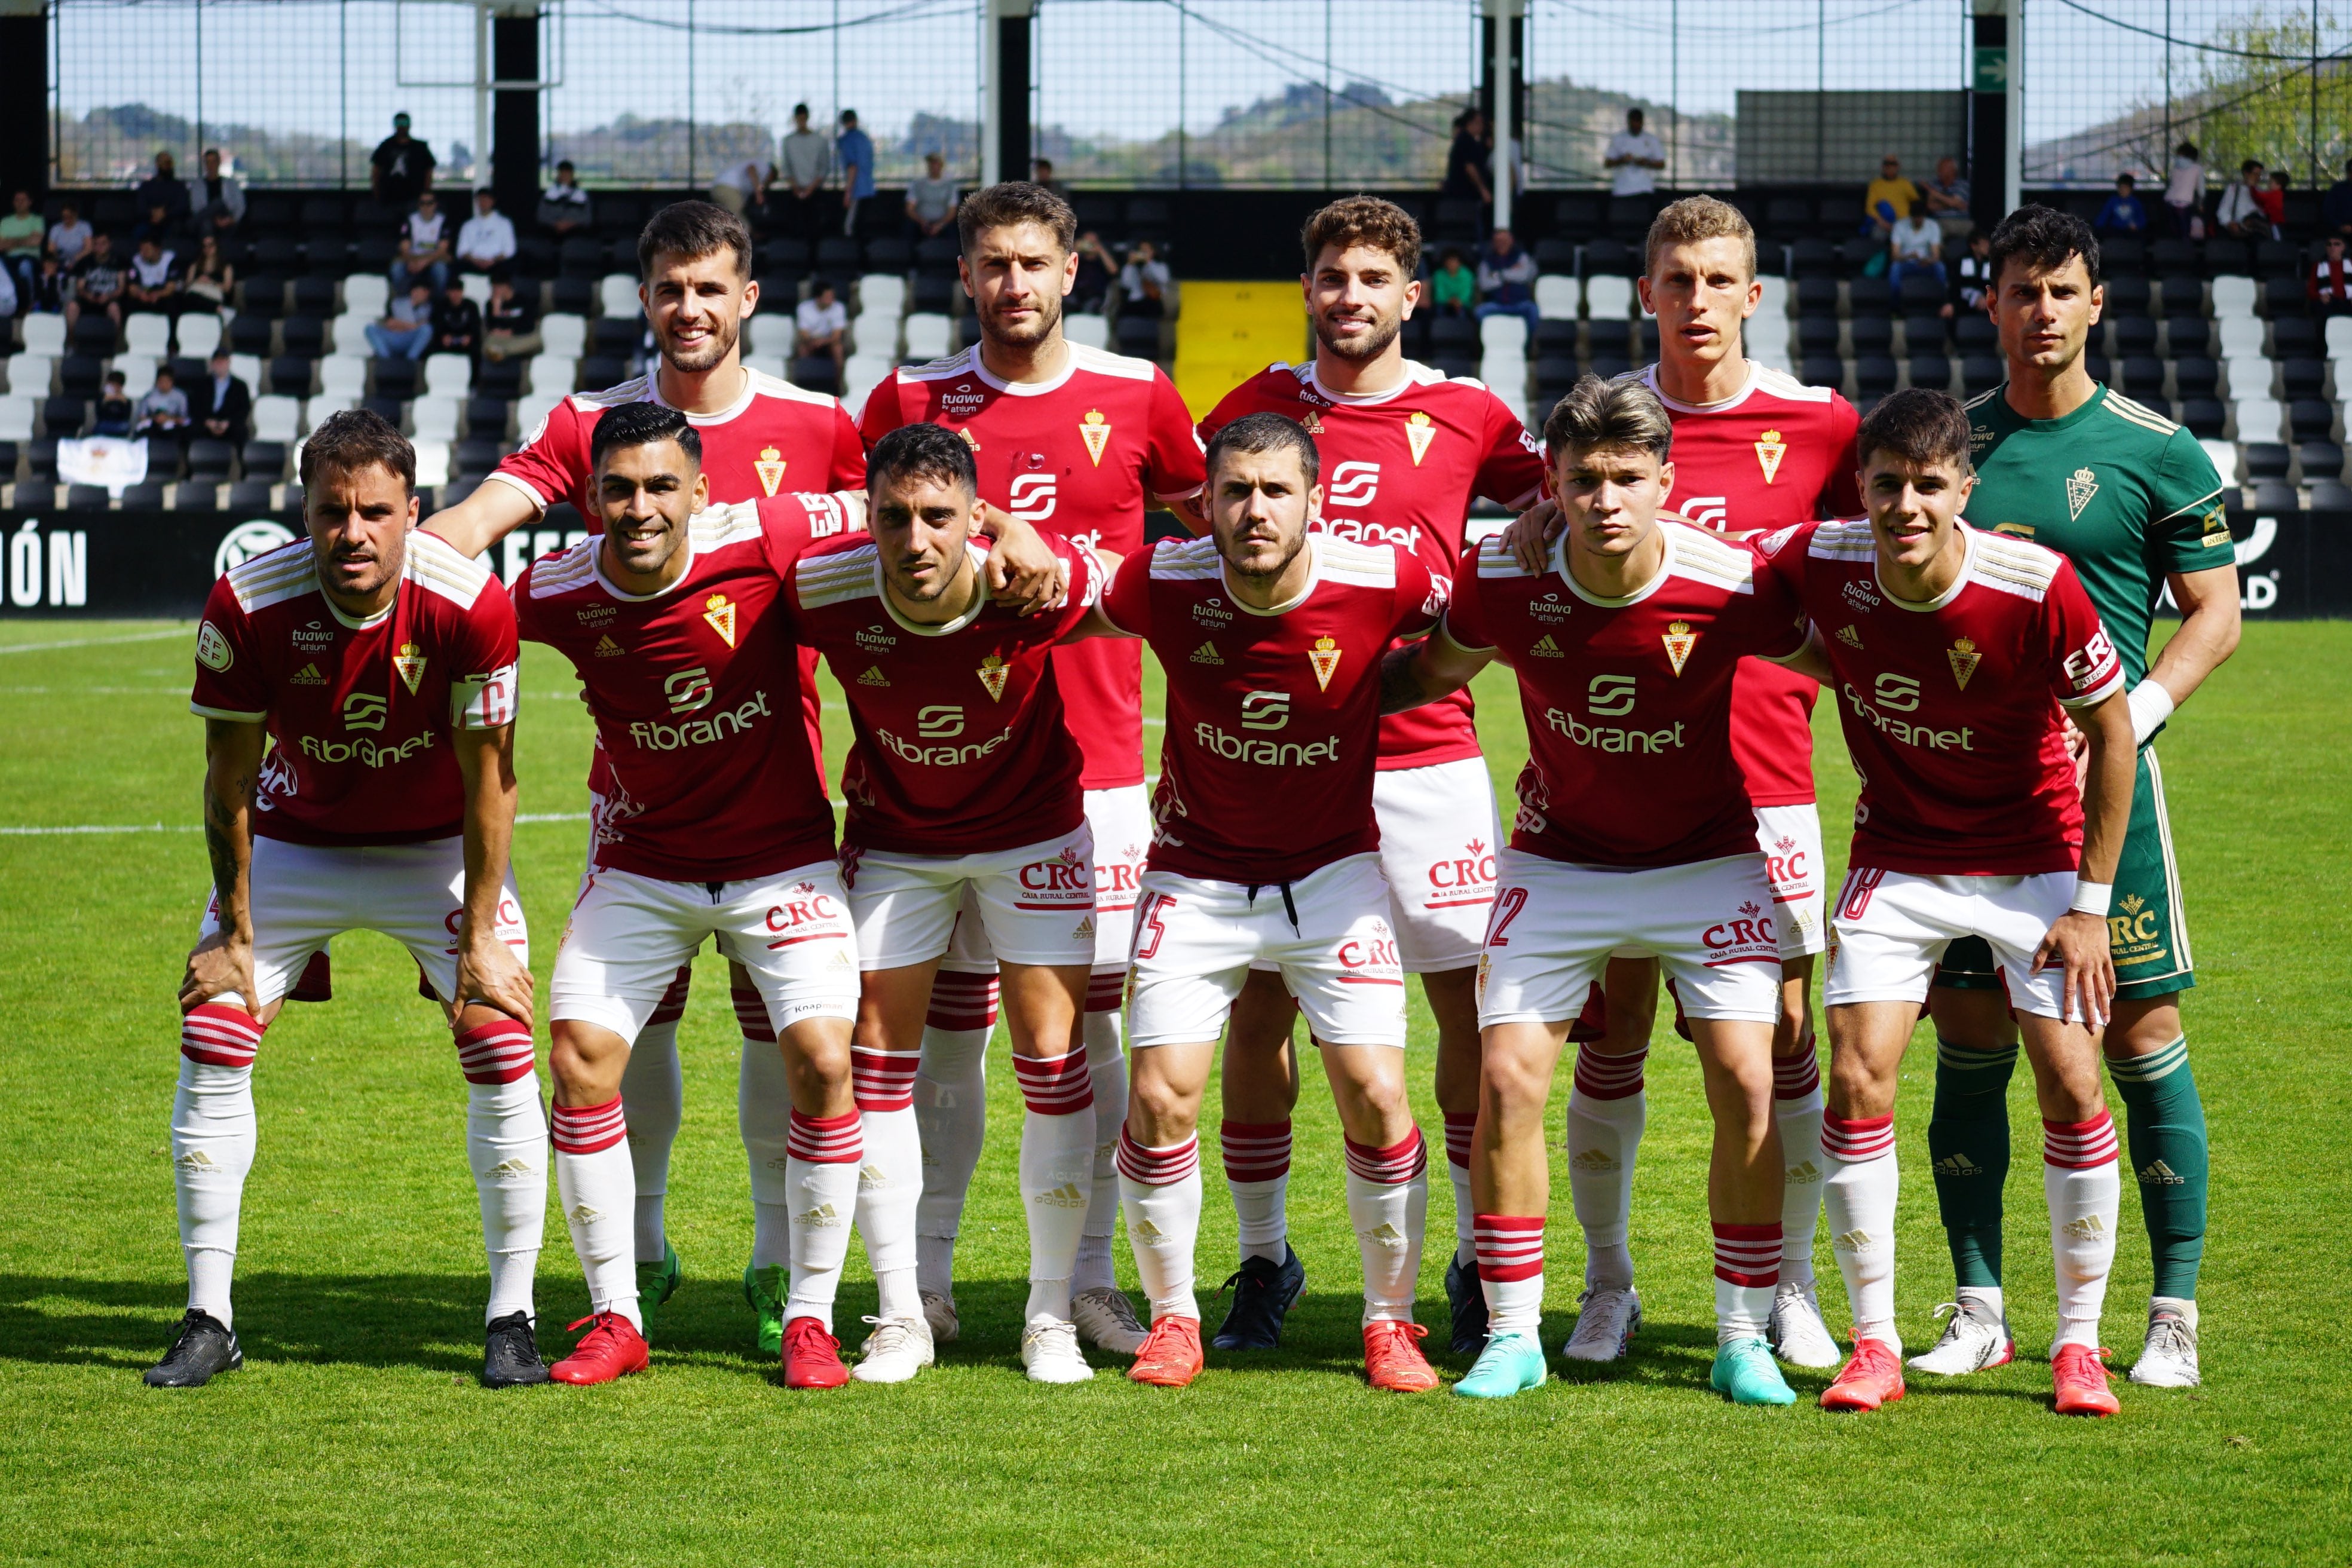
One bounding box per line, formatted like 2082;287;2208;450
1541;373;1673;461
1643;195;1757;281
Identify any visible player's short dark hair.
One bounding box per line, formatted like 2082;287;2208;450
1988;204;2101;290
636;199;752;281
1205;411;1319;484
1542;373;1673;461
868;421;978;502
299;406;414;494
1645;194;1757;280
1300;195;1422;275
589;399;702;471
957;181;1076;259
1855;387;1970;471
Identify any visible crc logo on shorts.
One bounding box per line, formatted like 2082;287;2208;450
1016;847;1094;909
1239;690;1290;731
1325;461;1380;509
917;705;963;739
1701;902;1779;963
1587;673;1637;716
1765;834;1811;892
765;883;846;948
342;692;388;731
1007;473;1057;522
1337;920;1402;976
666;667;714;715
1426;838;1497;908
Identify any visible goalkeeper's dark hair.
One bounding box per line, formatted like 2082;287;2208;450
1987;203;2102;290
589;399;702;472
1856;387;1971;472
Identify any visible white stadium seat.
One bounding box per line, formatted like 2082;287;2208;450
411;394;462;442
2223;357;2273;400
303;395;355;432
115;356;158;399
424;353;474;398
2210;275;2256;317
599;274;641;318
123;314;172;358
2232;397;2284;441
902;312;952;360
460;273;490;307
739;352;786;382
326;312;369;356
230;353;263;394
524;356;577;396
850;309;899;358
1478;350;1525;394
0;394;33;440
1480;313;1528;359
412;439;451;488
856;274;906;318
20;314;64;356
1535;274;1579;320
2217;316;2265;357
1585;275;1634;320
1064;313;1109;350
2328;315;2352;360
252;394;301;443
174;313;220;359
7;355;51;396
1755;275;1789;317
318;357;368;399
2199;437;2240;487
342;274;388;320
844;354;895;416
517;391;565;437
538;313;588;359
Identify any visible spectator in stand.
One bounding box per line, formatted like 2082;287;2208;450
188;148;245;240
125;234;181;316
905;152;960;239
482;275;541;362
1604;108;1665;198
65;232;125;335
1118;238;1171;320
455;189;516;277
371;112;436;206
2310;233;2352;314
1955;229;1995;313
1474;227;1541;332
0;191;42;307
135;365;190;444
431;276;482;363
1070;231;1114;313
2216;158;2270;238
46;203;91;267
2164;141;2205;237
537;160;592;236
1866;154;1921;229
28;256;66;316
1443;109;1492;210
1889;207;1946;292
779;105;832;237
794;279;848;375
198;348;250;448
366;281;436;360
133;204;177;250
1031;158;1065;197
0;261;16;320
182;232;232;314
837;110;877;235
710;154;770;219
1924;155;1973;242
391;191;452;293
2259;167;2291;237
2324;157;2352;238
1430;246;1477;318
94;369;134;437
134;151;191;231
2096;172;2149;235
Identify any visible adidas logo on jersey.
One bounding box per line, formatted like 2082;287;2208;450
1568;1148;1620;1173
1530;634;1564;658
2063;1214;2107;1242
1036;1181;1088;1210
1189;641;1223;664
288;662;326;685
1933;1153;1985;1177
1785;1159;1821;1186
593;635;626;657
858;665;890;687
2139;1159;2186;1186
795;1202;846;1229
1836;624;1864;649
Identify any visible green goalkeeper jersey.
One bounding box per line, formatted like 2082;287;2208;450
1963;384;2233;692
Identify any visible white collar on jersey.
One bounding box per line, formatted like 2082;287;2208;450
1300;357;1435;408
1879;522;1976;613
1551;516;1679;608
651;363;757;426
964;342;1080;398
590;531;700;603
1642;357;1762;416
319;544;406;630
1228;534;1324;616
878;541;993;635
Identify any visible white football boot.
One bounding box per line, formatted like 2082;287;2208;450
850;1314;935;1384
1072;1285;1149;1356
1907;1298;2016;1375
2127;1300;2201;1388
1769;1278;1844;1368
1560;1287;1642;1363
1020;1316;1096;1383
919;1288;960;1344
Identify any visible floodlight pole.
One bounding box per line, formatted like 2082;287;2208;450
1485;0;1525;232
985;0;1036;188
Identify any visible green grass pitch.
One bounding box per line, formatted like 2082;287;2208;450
0;615;2345;1566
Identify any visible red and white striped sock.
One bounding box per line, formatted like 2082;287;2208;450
912;967;997;1297
1474;1214;1545;1334
1345;1130;1429;1325
2043;1110;2121;1350
621;967;692;1266
1712;1220;1783;1343
852;1048;924;1321
454;1019;545;1323
1772;1049;1824;1288
1820;1110;1900;1350
1116;1128;1201;1323
1013;1049;1095;1322
173;1009;264;1328
1074;1003;1127;1295
784;1108;862;1332
1443;1111;1478;1267
552;1097;639;1331
1566;1046;1647;1290
1220;1118;1292;1265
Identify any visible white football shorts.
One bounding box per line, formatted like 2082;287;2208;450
1477;849;1784;1030
932;784;1152;977
1824;866;2082;1021
1754;801;1827;961
550;860;859;1040
1128;852;1408;1050
197;834;528;1012
842;823;1098;970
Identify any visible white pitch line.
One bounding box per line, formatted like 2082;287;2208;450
0;626;194;656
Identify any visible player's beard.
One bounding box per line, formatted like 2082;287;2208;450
982;284;1063;351
659;307;739;375
1216;523;1306;585
1313;303;1402;363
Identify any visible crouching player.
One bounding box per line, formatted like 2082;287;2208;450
516;402;868;1389
1756;388;2134;1416
1085;412;1447;1392
791;422;1114;1384
1382;376;1808;1404
160;409;544;1389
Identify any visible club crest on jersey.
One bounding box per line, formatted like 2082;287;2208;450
194;621;233;671
1754;428;1787;485
393;642;427;695
2066;467;2098;520
754;445;787;497
702;592;739;647
1404;411;1436;467
976;652;1010;702
1661;620;1697;676
1836;624;1864;649
1079;409;1111;467
1947;636;1981;690
1307;635;1342;690
1189;641;1224;665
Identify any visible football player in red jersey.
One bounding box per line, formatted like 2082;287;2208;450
157;410;547;1391
1380;377;1809;1405
1081;413;1447;1394
1504;195;1861;1367
1195;197;1546;1353
1757;388;2134;1417
857;183;1204;1355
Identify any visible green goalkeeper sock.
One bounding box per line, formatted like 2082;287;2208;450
1928;1037;2017;1290
2108;1035;2208;1301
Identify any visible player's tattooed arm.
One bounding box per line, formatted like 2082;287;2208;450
1378;632;1492;715
2034;687;2133;1028
181;718;266;1018
451;721;534;1025
972;503;1071;615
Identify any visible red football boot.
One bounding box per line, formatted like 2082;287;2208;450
548;1312;649;1385
1127;1314;1206;1388
1820;1337;1906;1411
2052;1343;2121;1417
783;1316;851;1389
1364;1320;1441;1392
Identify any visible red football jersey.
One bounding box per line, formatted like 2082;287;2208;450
1099;534;1446;883
1643;360;1861;808
1199;359;1545;770
514;497;850;883
1443;522;1806;869
858;343;1206;791
791;531;1102;855
1756;519;2126;875
190;531;519;848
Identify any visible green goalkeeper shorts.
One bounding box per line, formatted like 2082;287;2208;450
1932;747;2194;1004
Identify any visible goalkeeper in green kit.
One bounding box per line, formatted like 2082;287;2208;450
1913;206;2240;1389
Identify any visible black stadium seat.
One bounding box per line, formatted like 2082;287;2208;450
1114;316;1161;359
187;439;235;480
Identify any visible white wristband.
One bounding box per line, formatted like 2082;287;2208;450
2126;677;2175;746
2069;880;2113;918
